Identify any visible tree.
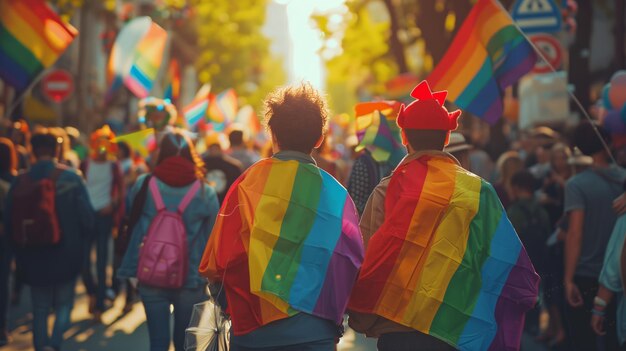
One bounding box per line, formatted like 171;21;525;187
190;0;286;109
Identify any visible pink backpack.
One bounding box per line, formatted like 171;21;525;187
137;178;201;289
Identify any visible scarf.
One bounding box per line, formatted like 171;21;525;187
153;156;198;187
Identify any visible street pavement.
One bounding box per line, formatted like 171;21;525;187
3;284;547;351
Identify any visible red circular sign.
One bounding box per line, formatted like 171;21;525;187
530;35;563;74
41;69;74;103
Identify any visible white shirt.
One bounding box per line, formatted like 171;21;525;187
86;161;113;211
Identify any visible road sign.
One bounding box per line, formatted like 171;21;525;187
512;0;563;34
530;34;563;74
41;69;74;103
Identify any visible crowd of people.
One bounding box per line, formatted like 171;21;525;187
0;81;625;351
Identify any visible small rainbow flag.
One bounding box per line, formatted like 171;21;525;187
124;22;167;98
428;0;536;125
234;105;262;136
348;155;539;351
183;97;209;128
0;0;78;92
355;110;405;166
354;101;406;166
207;89;238;131
199;158;364;335
114;128;155;158
107;17;167;99
164;59;180;103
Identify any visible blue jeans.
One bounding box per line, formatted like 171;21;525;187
81;213;113;311
138;285;206;351
30;279;76;351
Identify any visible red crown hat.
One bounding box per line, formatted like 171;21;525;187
396;80;461;131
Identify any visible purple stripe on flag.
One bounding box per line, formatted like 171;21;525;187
483;99;503;125
487;250;539;351
498;54;537;89
313;198;364;323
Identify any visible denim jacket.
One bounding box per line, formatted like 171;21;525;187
118;174;220;288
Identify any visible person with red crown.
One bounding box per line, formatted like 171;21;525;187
347;81;540;351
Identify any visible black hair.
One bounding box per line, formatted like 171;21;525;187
573;122;611;156
30;130;60;159
511;170;538;193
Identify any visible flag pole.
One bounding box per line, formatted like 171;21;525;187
3;68;50;121
494;0;617;164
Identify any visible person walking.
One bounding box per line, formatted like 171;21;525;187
80;125;124;321
118;130;219;351
348;81;539;351
563;122;626;351
199;83;364;351
6;129;94;351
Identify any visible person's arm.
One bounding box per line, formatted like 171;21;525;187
359;180;387;249
564;209;584;307
591;285;615;335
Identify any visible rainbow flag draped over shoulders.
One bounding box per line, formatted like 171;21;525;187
199;158;364;335
428;0;536;125
0;0;78;92
348;154;539;351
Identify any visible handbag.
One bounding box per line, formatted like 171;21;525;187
185;284;231;351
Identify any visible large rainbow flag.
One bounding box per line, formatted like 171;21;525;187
199;158;364;335
348;154;539;351
0;0;78;92
428;0;536;125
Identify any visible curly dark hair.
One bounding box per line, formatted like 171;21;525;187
264;83;329;154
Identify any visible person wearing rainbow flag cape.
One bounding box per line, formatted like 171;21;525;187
347;81;540;351
198;83;364;350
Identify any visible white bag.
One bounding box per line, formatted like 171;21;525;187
185;286;231;351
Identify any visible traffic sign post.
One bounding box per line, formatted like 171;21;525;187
511;0;563;34
41;69;74;103
530;34;564;74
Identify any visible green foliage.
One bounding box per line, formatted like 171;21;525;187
314;2;398;114
191;0;285;110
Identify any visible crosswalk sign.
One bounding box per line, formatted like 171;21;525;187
511;0;562;34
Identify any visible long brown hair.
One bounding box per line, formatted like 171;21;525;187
156;129;206;181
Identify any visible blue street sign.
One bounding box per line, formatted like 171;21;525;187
511;0;563;34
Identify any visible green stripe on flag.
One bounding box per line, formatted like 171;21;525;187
0;24;43;76
429;180;503;343
261;163;323;299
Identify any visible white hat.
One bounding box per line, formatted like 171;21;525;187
445;132;472;153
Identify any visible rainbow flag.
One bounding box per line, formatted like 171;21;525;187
348;155;539;351
207;89;238;131
428;0;536;125
354;101;406;166
355;110;405;166
0;0;78;92
163;59;180;103
107;17;167;99
199;158;364;335
124;22;167;98
183;97;209;128
235;105;261;136
114;128;155;158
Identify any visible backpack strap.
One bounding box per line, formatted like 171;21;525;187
178;181;201;214
149;177;166;211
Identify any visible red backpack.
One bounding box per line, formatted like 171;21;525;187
137;178;200;289
11;168;63;247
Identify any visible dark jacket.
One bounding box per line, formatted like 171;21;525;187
6;160;95;286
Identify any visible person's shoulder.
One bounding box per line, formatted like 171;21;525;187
223;154;244;170
57;164;82;182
